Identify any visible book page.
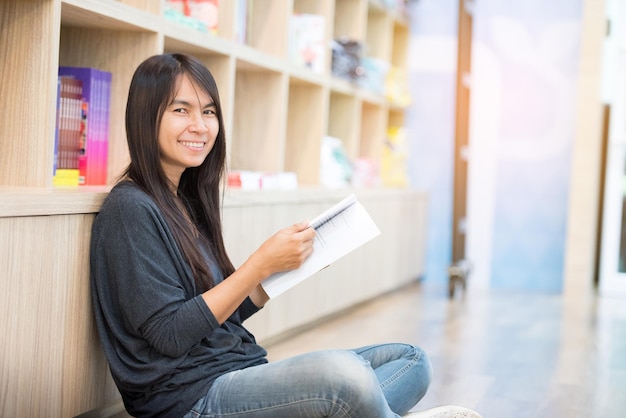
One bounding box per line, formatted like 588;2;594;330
261;194;380;298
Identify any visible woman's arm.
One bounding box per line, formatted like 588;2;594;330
202;221;315;324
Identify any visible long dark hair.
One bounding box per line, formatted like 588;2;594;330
123;53;234;292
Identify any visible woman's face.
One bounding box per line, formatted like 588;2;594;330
158;74;219;187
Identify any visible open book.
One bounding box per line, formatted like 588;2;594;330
261;194;381;298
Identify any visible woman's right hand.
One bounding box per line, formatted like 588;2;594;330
251;221;316;278
203;222;316;320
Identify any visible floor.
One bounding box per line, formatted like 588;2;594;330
263;281;626;418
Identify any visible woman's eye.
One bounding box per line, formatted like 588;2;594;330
173;108;186;113
204;109;215;115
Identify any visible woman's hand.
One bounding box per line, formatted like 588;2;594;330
202;222;316;321
250;221;316;278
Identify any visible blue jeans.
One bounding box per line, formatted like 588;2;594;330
183;343;432;417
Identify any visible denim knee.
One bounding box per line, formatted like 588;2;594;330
406;344;432;387
322;350;379;387
313;350;391;414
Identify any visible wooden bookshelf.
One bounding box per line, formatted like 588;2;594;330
0;0;411;189
0;0;422;416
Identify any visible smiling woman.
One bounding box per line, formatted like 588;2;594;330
88;53;475;418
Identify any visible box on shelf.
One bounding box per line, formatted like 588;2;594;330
358;57;390;95
228;171;298;190
381;126;409;187
289;14;326;73
351;157;380;188
331;38;365;83
320;136;352;188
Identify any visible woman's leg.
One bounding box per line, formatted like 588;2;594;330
184;350;401;418
352;343;432;415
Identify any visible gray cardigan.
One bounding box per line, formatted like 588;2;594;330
90;182;267;417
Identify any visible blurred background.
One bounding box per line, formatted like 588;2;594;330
406;0;625;298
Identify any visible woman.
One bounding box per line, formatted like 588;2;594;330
90;53;480;418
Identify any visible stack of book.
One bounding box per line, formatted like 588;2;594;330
54;76;83;186
54;67;112;186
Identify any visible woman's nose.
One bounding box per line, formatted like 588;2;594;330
189;112;208;133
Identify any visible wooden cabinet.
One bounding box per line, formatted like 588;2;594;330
0;1;423;416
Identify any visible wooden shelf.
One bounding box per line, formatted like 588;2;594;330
61;0;159;31
0;185;415;218
0;2;419;416
0;187;110;218
0;0;409;192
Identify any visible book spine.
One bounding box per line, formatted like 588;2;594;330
59;67;90;184
90;69;101;186
98;70;112;185
309;194;357;230
53;77;61;175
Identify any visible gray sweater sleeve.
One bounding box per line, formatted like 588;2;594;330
91;184;220;358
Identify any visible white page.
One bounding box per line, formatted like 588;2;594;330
261;194;381;298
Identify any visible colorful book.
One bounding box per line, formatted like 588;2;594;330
52;169;80;186
58;67;112;185
54;76;83;186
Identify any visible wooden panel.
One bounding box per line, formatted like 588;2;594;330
231;69;287;172
391;21;409;68
117;0;161;14
294;0;334;16
0;0;59;187
246;0;291;57
366;7;392;61
0;214;110;417
333;0;367;41
360;102;388;159
388;108;404;128
285;82;326;185
60;216;117;417
452;0;473;263
563;0;606;300
215;0;237;41
328;92;361;159
61;0;160;31
0;187;108;218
